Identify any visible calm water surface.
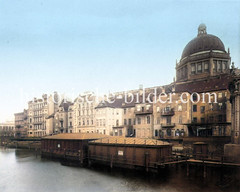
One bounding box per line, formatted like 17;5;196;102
0;147;239;192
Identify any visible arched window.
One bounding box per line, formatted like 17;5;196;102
175;129;180;136
167;129;171;136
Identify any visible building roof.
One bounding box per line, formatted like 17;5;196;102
175;74;232;93
96;86;174;109
43;133;107;140
95;98;123;109
59;100;73;112
181;24;226;59
90;136;171;146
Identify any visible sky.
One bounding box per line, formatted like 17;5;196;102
0;0;240;122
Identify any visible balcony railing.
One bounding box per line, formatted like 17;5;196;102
161;123;175;128
134;108;153;115
161;108;175;116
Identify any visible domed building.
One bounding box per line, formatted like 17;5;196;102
171;24;233;141
176;24;231;82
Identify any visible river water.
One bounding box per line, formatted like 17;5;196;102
0;147;239;192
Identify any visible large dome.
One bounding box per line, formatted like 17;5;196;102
181;24;226;59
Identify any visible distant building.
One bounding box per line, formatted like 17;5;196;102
14;109;28;138
95;99;123;136
0;121;15;137
74;92;99;133
54;100;73;134
27;94;58;137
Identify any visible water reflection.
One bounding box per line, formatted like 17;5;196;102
0;147;239;192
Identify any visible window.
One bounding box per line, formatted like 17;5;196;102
200;106;205;113
146;105;150;111
191;64;196;74
166;116;171;125
147;116;150;124
192;117;197;123
197;63;202;72
167;129;171;136
175;129;180;136
213;60;217;72
209;103;214;110
179;116;182;124
124;109;126;114
178;104;182;111
192;93;198;102
137;106;140;111
204;61;209;72
119;130;122;136
137;117;141;124
157;107;160;112
217;60;222;72
128;119;132;125
124;119;127;125
155;130;158;137
116;120;119;126
201;118;205;124
141;107;144;112
181;129;185;136
193;105;197;112
218;103;223;110
218;92;223;99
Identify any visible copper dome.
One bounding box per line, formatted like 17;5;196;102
181;24;226;59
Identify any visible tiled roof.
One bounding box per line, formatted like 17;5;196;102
43;133;107;140
175;74;232;93
90;136;171;146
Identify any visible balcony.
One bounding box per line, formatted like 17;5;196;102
134;108;153;115
161;108;175;116
161;123;175;128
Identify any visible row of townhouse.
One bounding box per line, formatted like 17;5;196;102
13;78;232;139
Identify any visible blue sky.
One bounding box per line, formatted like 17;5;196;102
0;0;240;122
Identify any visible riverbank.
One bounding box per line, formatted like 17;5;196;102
1;138;41;150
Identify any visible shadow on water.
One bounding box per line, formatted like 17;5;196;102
1;147;240;192
86;163;240;192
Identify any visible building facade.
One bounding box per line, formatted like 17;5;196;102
74;92;99;133
95;99;123;136
27;94;58;137
54;100;73;134
229;70;240;144
0;121;15;137
14;109;28;138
